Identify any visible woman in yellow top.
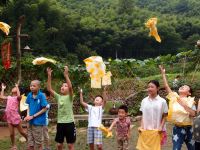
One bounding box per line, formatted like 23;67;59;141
159;65;196;150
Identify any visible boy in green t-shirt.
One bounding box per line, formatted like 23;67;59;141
47;66;76;150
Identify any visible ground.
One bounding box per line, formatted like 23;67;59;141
0;122;188;150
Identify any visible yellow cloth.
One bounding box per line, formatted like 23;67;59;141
166;92;195;126
102;71;112;86
98;124;113;138
32;57;56;65
145;18;161;43
84;56;106;78
0;22;11;35
91;77;102;89
20;94;28;112
84;56;108;88
136;130;162;150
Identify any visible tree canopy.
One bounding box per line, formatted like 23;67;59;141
0;0;200;62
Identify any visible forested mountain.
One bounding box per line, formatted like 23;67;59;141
0;0;200;61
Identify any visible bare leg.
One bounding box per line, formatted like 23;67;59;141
57;143;64;150
16;122;27;141
67;143;75;150
89;143;95;150
28;146;34;150
35;144;43;150
8;124;15;147
97;144;103;150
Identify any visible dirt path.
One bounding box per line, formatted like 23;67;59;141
0;127;10;140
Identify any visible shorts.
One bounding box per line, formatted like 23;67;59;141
55;122;76;144
43;126;49;142
28;125;43;147
87;127;102;145
117;137;129;150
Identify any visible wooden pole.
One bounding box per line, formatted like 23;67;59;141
16;15;25;84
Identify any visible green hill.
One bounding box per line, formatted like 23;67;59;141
0;0;200;61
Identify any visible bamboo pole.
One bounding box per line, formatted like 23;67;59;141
16;15;25;84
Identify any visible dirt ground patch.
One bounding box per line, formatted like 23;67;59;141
0;123;187;150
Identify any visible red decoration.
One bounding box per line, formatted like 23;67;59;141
1;42;11;69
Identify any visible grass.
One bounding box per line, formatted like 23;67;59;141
0;122;188;150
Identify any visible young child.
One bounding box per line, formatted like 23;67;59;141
80;88;107;150
108;105;131;150
159;65;196;150
0;83;27;150
47;66;76;150
24;80;48;150
43;89;51;150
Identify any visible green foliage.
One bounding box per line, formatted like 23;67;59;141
0;0;200;60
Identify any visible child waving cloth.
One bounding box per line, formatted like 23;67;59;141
136;80;168;150
80;87;107;150
0;83;27;150
159;65;196;150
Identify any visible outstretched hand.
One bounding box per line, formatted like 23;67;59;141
24;115;33;122
47;67;53;76
64;66;69;76
79;87;83;94
159;65;166;74
15;83;19;88
1;83;6;90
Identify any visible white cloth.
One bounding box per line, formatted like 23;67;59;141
86;104;103;127
140;95;168;130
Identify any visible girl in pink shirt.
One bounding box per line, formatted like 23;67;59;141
0;83;27;150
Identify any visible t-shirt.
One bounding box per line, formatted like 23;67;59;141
115;117;131;138
26;91;48;126
140;95;168;130
6;96;19;112
54;92;74;123
86;104;103;127
166;92;196;126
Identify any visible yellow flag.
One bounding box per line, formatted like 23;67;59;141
145;18;161;42
0;22;11;35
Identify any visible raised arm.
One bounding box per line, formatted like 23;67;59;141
80;89;88;108
159;65;172;94
0;83;7;100
102;86;108;108
47;67;55;97
15;84;21;101
64;66;73;96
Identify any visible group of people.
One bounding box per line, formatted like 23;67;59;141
0;65;200;150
